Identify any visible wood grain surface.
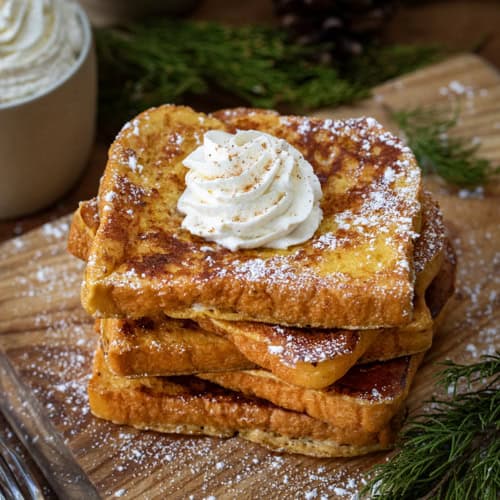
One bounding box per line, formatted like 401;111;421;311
0;55;499;499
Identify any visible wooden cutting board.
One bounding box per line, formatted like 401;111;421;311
0;54;499;499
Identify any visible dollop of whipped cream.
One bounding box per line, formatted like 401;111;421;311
0;0;83;105
177;129;323;251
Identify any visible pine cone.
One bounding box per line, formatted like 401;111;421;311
274;0;399;58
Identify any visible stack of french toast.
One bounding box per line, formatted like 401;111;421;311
68;106;455;457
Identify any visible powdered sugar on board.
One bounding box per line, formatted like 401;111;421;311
0;217;375;498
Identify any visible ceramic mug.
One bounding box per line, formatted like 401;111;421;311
0;3;97;220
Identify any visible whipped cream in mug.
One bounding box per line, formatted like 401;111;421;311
0;0;83;104
178;129;323;251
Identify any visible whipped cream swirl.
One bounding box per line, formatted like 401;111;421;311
178;130;323;251
0;0;83;105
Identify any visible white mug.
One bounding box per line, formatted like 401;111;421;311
0;4;97;220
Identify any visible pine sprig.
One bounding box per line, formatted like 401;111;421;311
95;19;442;129
363;352;500;500
95;20;364;127
392;106;500;187
438;354;500;395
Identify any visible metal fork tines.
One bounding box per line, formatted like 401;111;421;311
0;435;44;500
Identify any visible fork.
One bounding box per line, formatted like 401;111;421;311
0;351;100;500
0;433;44;500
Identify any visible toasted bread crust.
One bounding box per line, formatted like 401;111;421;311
67;198;99;266
426;239;456;320
89;349;399;457
196;317;380;389
81;105;422;328
239;426;397;457
100;317;255;376
199;354;423;432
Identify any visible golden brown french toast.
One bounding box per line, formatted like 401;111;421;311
89;349;401;457
196;190;446;388
98;247;453;381
199;354;423;433
196;316;380;389
81;105;422;328
69;190;450;387
97;253;453;382
67;198;99;265
99;317;255;376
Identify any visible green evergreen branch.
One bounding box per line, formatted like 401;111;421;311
95;20;363;126
392;106;500;187
95;19;442;128
363;352;500;500
97;19;497;189
438;354;500;396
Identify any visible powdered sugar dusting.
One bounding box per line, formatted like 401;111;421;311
268;345;284;355
127;153;143;174
42;220;69;240
261;324;364;366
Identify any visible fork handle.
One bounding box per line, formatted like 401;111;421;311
0;436;44;500
0;352;99;500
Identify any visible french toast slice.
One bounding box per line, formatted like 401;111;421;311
67;197;99;265
81;105;422;328
70;192;448;387
99;317;255;376
198;354;423;433
89;349;401;457
425;239;456;321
